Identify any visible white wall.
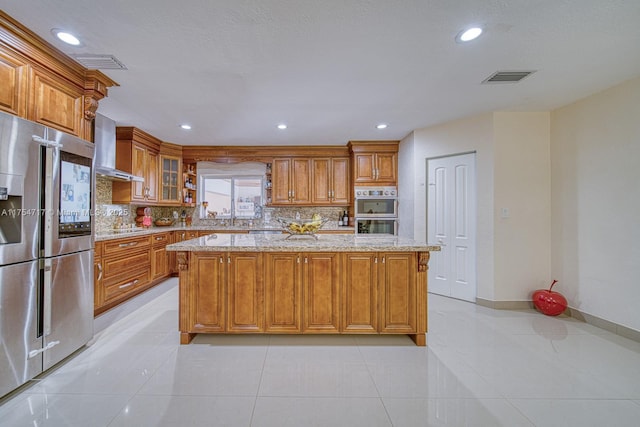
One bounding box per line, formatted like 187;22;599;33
493;112;551;300
405;113;496;300
551;76;640;331
404;112;552;302
397;132;416;239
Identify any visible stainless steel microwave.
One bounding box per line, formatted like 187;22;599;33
354;186;398;218
355;198;398;218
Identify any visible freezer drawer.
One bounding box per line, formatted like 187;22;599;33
0;260;41;397
42;250;94;370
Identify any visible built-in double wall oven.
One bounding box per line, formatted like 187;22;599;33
354;186;398;236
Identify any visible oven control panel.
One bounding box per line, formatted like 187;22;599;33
354;187;397;198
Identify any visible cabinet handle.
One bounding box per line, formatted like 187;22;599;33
297;256;300;264
382;257;385;264
155;236;164;241
96;263;103;281
220;257;223;264
119;279;139;289
375;257;378;264
118;241;139;248
304;257;308;264
228;256;231;264
181;232;186;239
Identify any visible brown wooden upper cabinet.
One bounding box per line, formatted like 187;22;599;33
1;12;118;141
112;127;159;204
311;157;350;205
158;144;182;206
1;44;87;139
348;141;399;186
272;158;312;205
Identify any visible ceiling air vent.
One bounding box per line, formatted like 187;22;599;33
482;70;535;84
70;54;127;70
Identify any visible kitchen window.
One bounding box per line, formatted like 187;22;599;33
199;175;263;219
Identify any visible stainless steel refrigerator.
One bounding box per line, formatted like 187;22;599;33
0;111;94;397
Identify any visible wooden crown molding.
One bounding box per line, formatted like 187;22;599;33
182;145;350;164
348;140;400;153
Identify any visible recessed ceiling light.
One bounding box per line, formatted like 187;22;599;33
455;27;483;43
180;124;192;130
277;124;287;130
376;123;388;129
51;28;81;46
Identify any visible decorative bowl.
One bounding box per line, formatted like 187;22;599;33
276;217;328;240
154;218;175;226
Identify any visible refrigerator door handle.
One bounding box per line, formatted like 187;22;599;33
43;261;53;336
28;340;60;359
32;135;63;149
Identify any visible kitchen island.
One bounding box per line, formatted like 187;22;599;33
166;234;439;346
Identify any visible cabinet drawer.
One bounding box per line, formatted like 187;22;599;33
104;269;151;303
151;232;171;246
103;235;151;256
175;230;199;241
102;251;151;282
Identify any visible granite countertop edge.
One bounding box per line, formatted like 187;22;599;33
95;225;355;242
165;234;440;252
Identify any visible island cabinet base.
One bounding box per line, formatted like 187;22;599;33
176;250;431;346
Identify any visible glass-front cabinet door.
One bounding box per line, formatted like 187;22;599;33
159;155;181;205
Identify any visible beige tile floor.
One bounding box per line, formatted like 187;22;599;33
1;278;640;426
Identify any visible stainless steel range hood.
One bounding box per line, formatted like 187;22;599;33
93;114;144;182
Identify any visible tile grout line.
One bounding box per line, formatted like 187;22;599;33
249;334;272;426
356;340;395;426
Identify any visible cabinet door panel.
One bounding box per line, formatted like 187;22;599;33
311;158;331;204
31;71;83;137
146;149;158;202
291;158;311;204
272;158;291;204
376;152;397;184
227;253;263;332
342;253;377;332
192;253;225;332
131;144;147;201
160;156;181;204
379;253;416;333
265;253;301;332
303;253;339;332
353;153;375;183
0;50;28;117
331;157;350;204
151;246;169;280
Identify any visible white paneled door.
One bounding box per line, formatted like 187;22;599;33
427;153;477;302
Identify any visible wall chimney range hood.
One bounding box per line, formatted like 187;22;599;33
94;113;144;182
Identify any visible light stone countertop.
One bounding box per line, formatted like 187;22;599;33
94;224;355;242
165;233;440;252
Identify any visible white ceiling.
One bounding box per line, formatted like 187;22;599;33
2;1;640;146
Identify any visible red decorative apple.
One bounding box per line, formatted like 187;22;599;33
532;280;567;316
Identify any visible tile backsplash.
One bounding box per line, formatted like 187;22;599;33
95;176;349;233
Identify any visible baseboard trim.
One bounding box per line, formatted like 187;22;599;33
475;297;640;343
567;307;640;343
476;298;534;310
